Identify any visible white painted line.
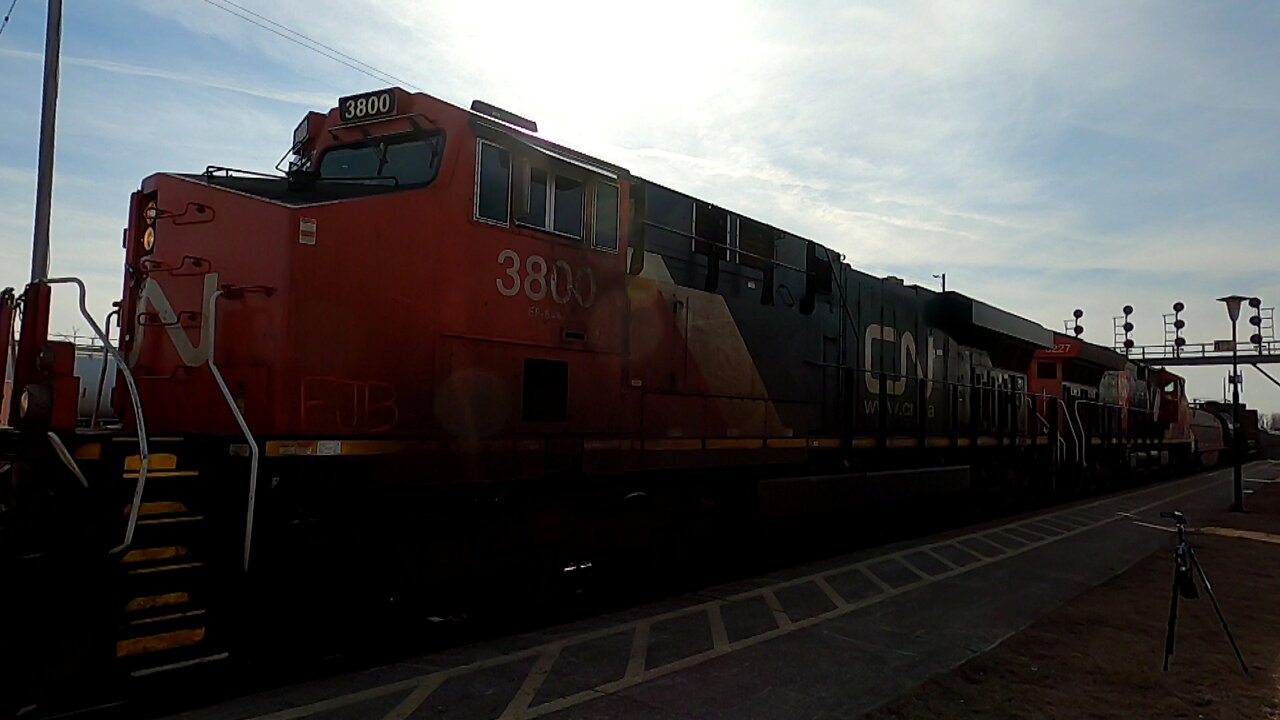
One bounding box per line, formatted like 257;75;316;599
898;557;930;579
499;647;561;720
862;565;896;594
1128;520;1174;533
707;604;729;649
761;588;793;629
625;623;649;679
923;548;958;569
380;675;445;720
814;576;849;608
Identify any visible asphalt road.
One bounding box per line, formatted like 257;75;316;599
164;461;1278;720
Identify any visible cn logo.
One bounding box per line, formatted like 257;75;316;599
864;324;938;396
127;273;219;367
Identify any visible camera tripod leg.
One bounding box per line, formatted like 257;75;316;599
1163;574;1179;671
1189;548;1249;675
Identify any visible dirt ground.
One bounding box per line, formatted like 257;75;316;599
865;469;1280;720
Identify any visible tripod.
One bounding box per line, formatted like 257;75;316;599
1161;510;1248;674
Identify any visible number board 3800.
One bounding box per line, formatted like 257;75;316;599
339;89;397;123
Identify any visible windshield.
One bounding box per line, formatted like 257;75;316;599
318;133;443;186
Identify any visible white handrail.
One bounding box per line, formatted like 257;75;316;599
205;289;260;572
1054;396;1081;465
43;277;148;553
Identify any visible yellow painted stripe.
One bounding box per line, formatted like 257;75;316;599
125;454;177;471
74;443;102;460
122;546;189;564
125;592;190;613
852;437;878;449
127;501;188;516
1090;437;1103;445
976;436;999;447
956;438;972;447
123;470;199;479
925;437;952;448
765;438;807;449
117;627;206;658
584;439;627;451
1035;437;1049;445
113;437;185;443
515;439;543;452
706;438;764;450
129;609;207;626
1016;438;1031;446
805;438;840;449
644;439;702;451
886;437;918;449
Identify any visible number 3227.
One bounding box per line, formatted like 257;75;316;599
496;249;596;307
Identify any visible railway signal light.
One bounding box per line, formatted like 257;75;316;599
1170;301;1187;355
1249;297;1263;347
1120;305;1135;351
1073;309;1084;337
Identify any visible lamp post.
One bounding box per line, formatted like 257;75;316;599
1217;295;1248;512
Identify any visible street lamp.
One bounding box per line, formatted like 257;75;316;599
1217;295;1249;512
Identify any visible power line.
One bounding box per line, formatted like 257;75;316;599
196;0;421;92
0;0;20;39
210;0;420;91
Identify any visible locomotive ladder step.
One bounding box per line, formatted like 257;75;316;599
125;561;205;575
116;627;206;658
123;501;191;517
128;608;207;626
124;592;191;613
135;515;205;526
122;545;191;564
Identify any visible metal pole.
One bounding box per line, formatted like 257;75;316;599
1231;319;1244;512
30;0;63;283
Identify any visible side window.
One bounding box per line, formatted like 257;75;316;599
552;176;584;237
475;141;511;224
592;182;619;252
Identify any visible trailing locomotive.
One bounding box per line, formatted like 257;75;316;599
0;86;1217;705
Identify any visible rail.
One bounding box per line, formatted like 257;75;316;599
43;277;149;554
205;288;260;572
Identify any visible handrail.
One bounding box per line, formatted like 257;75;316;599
90;307;120;429
1025;394;1067;464
1072;398;1155;466
43;277;148;553
1054;396;1081;465
205;289;260;572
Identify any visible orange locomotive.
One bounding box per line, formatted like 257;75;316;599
1;87;1202;703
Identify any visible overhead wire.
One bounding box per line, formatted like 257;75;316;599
0;0;20;39
196;0;422;92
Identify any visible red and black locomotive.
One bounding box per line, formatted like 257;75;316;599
0;87;1218;703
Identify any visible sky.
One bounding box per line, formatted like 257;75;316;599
1;0;1278;417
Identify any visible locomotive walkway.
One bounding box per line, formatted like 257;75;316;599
165;462;1277;720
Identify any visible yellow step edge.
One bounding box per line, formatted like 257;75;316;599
122;546;190;564
117;627;206;658
125;592;190;613
125;454;178;471
129;608;207;626
126;561;205;575
123;470;199;479
123;501;189;518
